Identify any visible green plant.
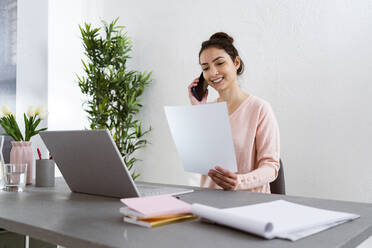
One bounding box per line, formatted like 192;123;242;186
77;18;152;180
0;105;48;141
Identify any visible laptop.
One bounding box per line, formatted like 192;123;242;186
39;129;193;198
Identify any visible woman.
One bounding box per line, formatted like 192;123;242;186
187;32;280;193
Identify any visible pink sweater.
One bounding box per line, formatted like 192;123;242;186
200;95;280;193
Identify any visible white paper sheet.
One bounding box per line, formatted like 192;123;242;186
164;103;237;174
191;200;360;241
191;203;274;239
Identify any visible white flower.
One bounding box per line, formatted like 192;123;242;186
27;106;36;117
1;105;13;116
36;107;48;120
35;106;44;115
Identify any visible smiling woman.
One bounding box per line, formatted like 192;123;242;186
188;32;280;193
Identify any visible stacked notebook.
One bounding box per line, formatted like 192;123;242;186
120;195;196;228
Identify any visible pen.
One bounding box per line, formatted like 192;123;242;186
37;148;42;160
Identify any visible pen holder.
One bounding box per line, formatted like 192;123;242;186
35;159;55;187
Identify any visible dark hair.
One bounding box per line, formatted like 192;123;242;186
199;32;244;75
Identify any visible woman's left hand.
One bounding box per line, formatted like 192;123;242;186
208;166;238;190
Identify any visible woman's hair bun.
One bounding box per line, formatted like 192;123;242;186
209;32;234;44
200;31;244;75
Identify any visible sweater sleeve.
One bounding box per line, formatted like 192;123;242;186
235;102;280;191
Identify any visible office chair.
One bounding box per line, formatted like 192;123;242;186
1;135;13;163
270;159;286;195
0;136;13;163
0;136;4;164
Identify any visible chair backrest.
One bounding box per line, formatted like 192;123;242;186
270;159;286;195
1;136;13;163
0;136;4;164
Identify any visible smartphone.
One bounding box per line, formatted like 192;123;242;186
192;73;208;101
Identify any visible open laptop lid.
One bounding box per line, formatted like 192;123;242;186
39;129;141;198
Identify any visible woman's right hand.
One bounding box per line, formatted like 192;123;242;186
187;77;208;105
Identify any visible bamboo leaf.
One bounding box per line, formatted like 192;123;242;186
76;17;152;180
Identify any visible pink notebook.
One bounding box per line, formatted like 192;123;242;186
120;195;191;218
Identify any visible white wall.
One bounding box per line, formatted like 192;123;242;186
47;0;372;203
48;0;95;131
48;0;108;176
17;0;48;170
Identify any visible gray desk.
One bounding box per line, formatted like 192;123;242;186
0;178;371;248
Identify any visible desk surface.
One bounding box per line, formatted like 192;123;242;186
0;178;371;248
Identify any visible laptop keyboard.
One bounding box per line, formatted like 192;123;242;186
136;184;193;197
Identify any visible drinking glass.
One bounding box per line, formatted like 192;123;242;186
3;163;28;192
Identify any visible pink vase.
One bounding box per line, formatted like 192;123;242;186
10;141;33;185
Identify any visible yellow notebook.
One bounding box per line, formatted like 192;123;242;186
123;214;197;228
